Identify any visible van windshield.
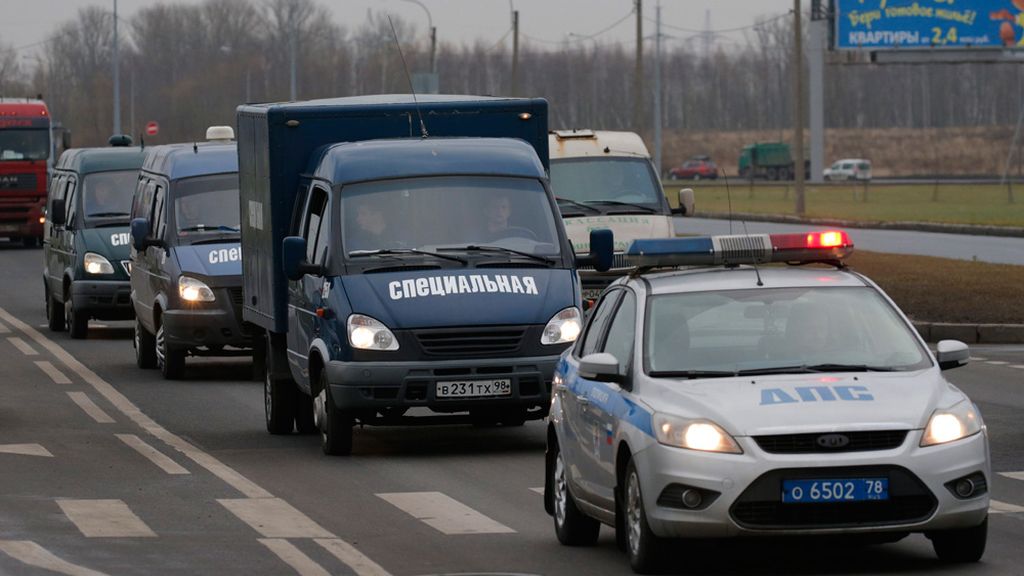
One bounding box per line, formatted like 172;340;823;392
549;157;663;213
83;170;137;224
341;176;560;258
173;173;240;237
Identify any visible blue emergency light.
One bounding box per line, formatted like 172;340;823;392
624;231;853;268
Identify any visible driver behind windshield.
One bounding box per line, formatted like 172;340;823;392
88;177;118;215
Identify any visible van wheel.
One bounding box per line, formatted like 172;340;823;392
318;373;353;455
930;517;987;563
135;318;157;369
625;460;664;573
295;390;317;434
156;324;185;379
551;439;601;546
64;293;88;339
46;287;66;332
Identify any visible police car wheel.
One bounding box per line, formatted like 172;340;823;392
930;516;987;563
320;374;353;455
134;318;157;369
65;294;87;339
552;440;600;546
625;460;664;573
156;324;185;379
46;288;66;332
264;365;296;434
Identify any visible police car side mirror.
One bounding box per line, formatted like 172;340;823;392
282;236;323;280
579;352;624;384
672;188;695;216
50;198;66;226
936;340;969;371
577;228;614;273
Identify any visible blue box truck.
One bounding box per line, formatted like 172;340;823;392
236;95;611;455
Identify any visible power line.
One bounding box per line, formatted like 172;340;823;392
651;12;789;34
486;27;513;53
521;6;634;45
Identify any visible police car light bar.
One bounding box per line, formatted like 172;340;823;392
624;231;854;268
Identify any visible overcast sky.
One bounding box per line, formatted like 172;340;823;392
3;0;795;59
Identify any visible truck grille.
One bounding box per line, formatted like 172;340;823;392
0;173;37;190
754;430;908;454
576;253;630;271
414;326;526;357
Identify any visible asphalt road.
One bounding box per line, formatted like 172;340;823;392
675;217;1024;266
2;241;1023;576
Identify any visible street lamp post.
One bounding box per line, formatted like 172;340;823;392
399;0;436;74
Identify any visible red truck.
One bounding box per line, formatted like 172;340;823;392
0;98;55;246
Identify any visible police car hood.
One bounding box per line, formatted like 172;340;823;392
564;215;672;254
173;242;242;279
649;370;961;436
339;268;575;329
81;227;131;261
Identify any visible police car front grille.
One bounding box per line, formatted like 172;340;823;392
754;430;908;454
414;326;526;357
576;253;630;271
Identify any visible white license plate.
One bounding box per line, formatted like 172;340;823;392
436;379;512;398
582;289;603;300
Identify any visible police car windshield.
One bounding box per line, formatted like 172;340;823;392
549;157;662;212
341;175;561;259
645;286;931;377
84;171;137;224
173;174;240;238
0;129;49;161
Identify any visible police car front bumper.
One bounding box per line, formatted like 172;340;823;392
634;429;990;539
71;280;133;319
323;355;559;416
160;288;251;350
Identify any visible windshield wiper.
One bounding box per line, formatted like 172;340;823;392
88;211;130;218
648;370;737;379
348;248;468;265
556;196;601;213
179;225;240;233
437;244;555;265
738;364;897;376
583;200;657;213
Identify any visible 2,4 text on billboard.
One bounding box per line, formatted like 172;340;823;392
835;0;1024;50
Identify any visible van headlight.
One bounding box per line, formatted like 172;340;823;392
84;252;114;275
347;314;399;351
920;401;983;447
541;307;582;345
653;414;743;454
178;276;215;302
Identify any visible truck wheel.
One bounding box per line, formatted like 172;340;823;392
156;324;186;379
22;236;39;248
318;373;353;455
625;459;664;573
930;517;987;563
135;318;157;369
46;287;65;332
295;390;317;435
64;293;88;339
264;362;296;434
551;437;601;546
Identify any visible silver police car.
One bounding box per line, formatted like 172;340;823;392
544;231;989;573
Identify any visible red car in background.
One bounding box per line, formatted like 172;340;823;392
668;156;718;180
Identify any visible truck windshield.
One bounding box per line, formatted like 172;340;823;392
83;171;137;223
549;157;663;212
0;129;49;161
341;176;560;257
173;174;240;237
645;286;931;377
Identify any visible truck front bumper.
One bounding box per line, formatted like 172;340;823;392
71;280;133;320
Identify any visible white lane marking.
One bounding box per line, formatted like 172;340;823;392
0;444;53;457
66;392;115;424
1009;365;1024;370
35;360;72;384
1000;471;1024;482
0;319;9;333
986;361;1009;365
529;487;544;495
0;540;110;576
315;539;391;576
219;498;333;538
259;539;331;576
376;492;516;535
7;336;38;356
969;356;987;361
115;434;189;475
0;307;389;576
56;499;157;538
990;500;1024;514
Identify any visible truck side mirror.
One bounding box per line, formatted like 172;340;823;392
576;228;614;273
50;198;66;226
130;218;151;251
282;236;324;280
672;188;695;216
62;130;72;151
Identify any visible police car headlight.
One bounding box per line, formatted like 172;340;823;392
83;252;114;275
542;307;582;345
921;401;983;447
653;414;743;454
347;314;399;351
178;276;215;302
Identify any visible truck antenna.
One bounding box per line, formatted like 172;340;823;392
388;15;429;139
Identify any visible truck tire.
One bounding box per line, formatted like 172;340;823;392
264;363;296;434
767;167;778;181
46;287;65;332
65;292;88;339
135;317;157;368
22;236;39;248
319;372;353;455
156;324;186;379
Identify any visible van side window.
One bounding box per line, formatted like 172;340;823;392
302;186;329;263
131;178;148;219
64;177;78;228
138;181;156;227
152;185;166;239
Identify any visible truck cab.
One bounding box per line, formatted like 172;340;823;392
237;95;612;455
43;140;144;337
548;130;693;300
0;98;53;246
129;128;250;379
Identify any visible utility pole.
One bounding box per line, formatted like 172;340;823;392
653;2;662;176
808;0;826;183
430;25;437;74
793;0;806;214
112;0;121;135
289;14;297;101
511;10;519;96
634;0;643;132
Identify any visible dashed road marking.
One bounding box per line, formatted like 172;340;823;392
314;539;392;576
56;499;157;538
969;356;987;361
259;539;331;576
986;361;1009;366
377;492;516;535
0;540;110;576
35;360;71;384
66;392;115;424
0;320;9;334
529;487;544;495
218;498;333;539
0;444;53;457
115;434;189;475
990;500;1024;514
7;337;38;356
1009;365;1024;370
1000;471;1024;482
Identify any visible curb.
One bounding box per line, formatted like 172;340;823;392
697;211;1024;239
912;322;1024;345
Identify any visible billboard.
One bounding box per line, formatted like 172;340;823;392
834;0;1024;50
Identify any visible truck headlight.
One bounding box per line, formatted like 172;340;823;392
84;252;114;275
178;276;215;302
347;314;399;351
541;307;582;345
921;401;983;447
653;414;743;454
